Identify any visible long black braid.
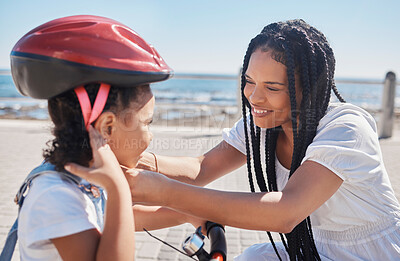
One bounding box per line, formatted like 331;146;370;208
240;19;345;260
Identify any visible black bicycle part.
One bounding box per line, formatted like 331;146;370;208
205;221;227;261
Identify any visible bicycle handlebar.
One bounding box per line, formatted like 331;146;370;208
206;222;227;261
182;221;227;261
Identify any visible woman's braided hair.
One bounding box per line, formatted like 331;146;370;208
44;83;150;171
241;19;345;260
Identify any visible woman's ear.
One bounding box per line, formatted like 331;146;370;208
93;112;116;139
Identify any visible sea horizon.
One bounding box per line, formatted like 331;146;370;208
0;72;399;121
0;68;396;83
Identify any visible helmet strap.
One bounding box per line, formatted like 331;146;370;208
74;83;111;131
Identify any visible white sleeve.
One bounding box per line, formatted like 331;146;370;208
301;106;381;184
23;184;98;247
222;117;247;155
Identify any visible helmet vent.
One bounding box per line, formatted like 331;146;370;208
39;22;97;34
114;25;152;53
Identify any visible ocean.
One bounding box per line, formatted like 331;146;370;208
0;74;398;120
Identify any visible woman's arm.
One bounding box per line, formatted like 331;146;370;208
138;141;247;186
128;160;343;233
52;126;135;260
133;205;204;231
126;141;245;233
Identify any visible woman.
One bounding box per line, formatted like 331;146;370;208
69;19;400;260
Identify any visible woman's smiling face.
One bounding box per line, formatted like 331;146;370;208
243;49;302;130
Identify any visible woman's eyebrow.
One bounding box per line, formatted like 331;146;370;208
245;74;285;86
263;81;285;86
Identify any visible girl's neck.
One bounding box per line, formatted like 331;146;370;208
120;157;140;170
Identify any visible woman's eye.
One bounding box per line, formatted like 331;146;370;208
245;80;255;85
266;87;279;92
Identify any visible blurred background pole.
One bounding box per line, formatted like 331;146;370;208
378;71;397;139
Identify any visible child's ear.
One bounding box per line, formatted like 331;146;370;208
94;112;116;139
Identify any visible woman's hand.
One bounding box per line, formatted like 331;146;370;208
124;168;170;205
135;151;157;172
65;125;126;190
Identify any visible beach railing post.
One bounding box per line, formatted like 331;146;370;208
378;71;397;139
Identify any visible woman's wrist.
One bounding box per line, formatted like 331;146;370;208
157;174;175;206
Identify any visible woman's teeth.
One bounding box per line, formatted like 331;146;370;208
254;108;268;113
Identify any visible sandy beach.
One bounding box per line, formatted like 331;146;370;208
1;118;400;260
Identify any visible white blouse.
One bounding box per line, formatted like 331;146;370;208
223;103;400;260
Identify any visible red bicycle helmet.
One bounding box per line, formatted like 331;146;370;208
11;15;173;99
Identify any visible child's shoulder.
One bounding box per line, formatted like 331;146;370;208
22;171;85;212
31;171;79;194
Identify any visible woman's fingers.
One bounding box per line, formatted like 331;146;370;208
135;152;156;172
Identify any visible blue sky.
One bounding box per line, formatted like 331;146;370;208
0;0;399;79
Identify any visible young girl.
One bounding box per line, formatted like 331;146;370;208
74;19;400;260
0;15;173;260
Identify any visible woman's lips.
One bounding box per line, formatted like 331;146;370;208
251;106;271;117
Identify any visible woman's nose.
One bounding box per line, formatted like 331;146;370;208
249;85;266;104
